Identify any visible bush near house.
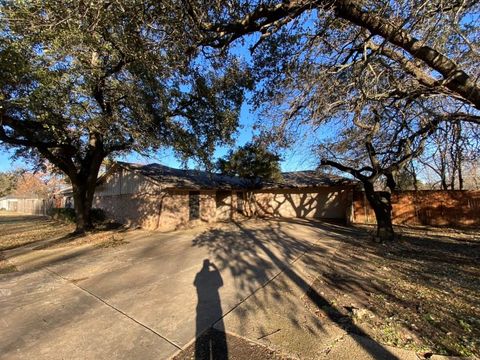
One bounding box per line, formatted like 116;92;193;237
49;208;107;224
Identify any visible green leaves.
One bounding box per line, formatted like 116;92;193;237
0;1;250;230
216;142;282;184
0;0;249;169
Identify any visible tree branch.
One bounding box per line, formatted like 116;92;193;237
334;0;480;109
197;0;480;109
320;158;369;181
0;114;77;152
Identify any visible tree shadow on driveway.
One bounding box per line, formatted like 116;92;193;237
191;219;400;359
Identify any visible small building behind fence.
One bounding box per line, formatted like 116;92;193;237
0;194;53;215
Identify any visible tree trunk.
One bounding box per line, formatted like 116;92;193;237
440;163;448;190
385;171;397;192
72;184;93;233
411;162;419;191
69;130;106;233
371;193;395;241
458;164;464;190
70;154;103;233
455;122;464;190
363;182;395;241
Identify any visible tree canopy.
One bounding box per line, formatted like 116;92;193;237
216;142;282;185
0;170;20;197
0;1;250;231
182;0;480;240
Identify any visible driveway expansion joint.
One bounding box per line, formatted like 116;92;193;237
42;267;183;351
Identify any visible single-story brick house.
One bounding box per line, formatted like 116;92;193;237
86;162;357;231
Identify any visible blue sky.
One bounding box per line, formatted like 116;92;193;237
0;96;317;173
0;32;319;174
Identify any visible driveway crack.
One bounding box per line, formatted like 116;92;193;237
43;267;183;351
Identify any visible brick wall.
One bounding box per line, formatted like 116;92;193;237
250;187;352;220
94;190;218;231
93;186;355;231
352;190;480;227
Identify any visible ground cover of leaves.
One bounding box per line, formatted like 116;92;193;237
0;252;16;273
304;224;480;358
0;212;127;255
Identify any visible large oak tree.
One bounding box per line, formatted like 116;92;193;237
184;0;480;239
0;1;249;232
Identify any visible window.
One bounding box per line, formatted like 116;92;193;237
189;191;200;220
236;191;244;213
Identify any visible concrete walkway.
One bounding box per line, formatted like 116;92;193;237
0;220;446;359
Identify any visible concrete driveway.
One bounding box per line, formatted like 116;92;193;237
0;219;413;360
0;219;320;359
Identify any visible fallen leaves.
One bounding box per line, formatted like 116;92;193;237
0;213;127;258
304;224;480;357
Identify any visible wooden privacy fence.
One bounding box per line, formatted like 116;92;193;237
352;190;480;227
0;197;53;215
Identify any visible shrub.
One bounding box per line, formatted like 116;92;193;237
90;208;107;223
48;207;107;224
48;207;76;222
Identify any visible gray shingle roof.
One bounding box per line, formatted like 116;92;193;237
116;162;246;190
114;162;356;190
261;170;357;189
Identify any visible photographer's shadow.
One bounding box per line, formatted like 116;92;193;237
193;259;228;359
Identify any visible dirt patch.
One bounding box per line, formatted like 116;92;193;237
173;329;292;360
303;224;480;357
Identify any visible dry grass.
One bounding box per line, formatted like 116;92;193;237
304;224;480;357
0;212;75;251
0;252;17;274
0;212;127;254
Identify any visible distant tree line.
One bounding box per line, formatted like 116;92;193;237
0;170;65;198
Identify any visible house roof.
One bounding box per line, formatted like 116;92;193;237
115;162;246;190
111;162;356;190
59;162;356;193
261;170;357;189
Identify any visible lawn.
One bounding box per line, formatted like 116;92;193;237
0;212;126;273
0;212;75;252
304;224;480;357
